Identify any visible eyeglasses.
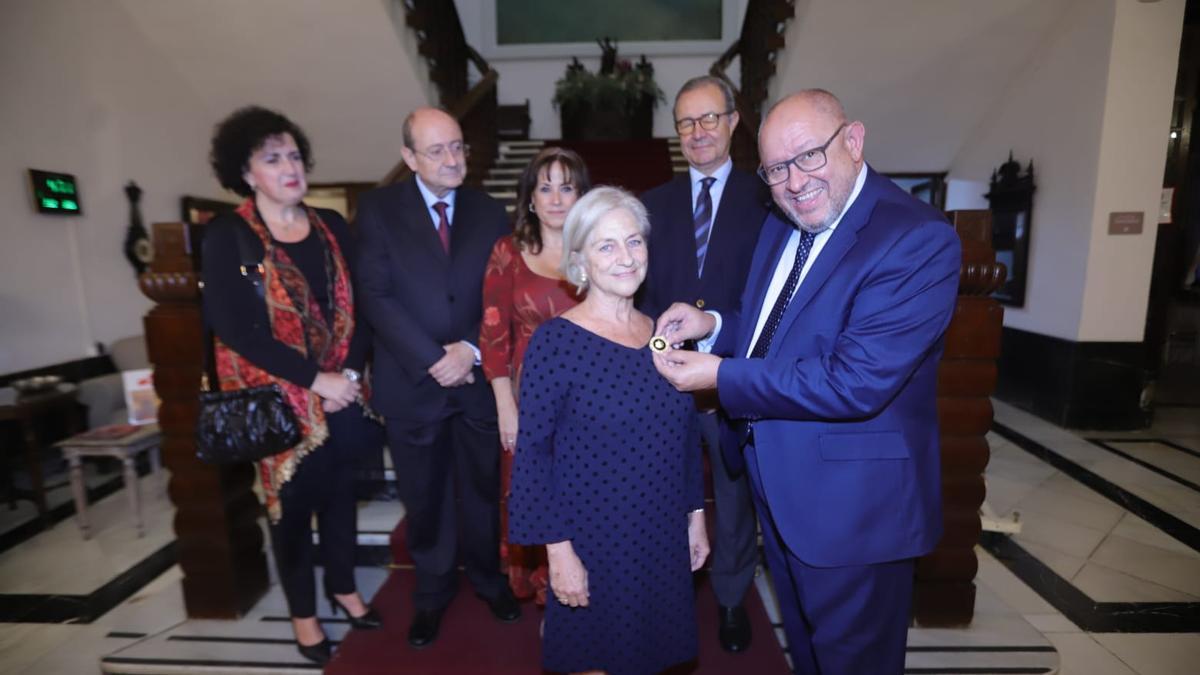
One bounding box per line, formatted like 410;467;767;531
411;141;468;163
675;111;734;136
757;123;847;186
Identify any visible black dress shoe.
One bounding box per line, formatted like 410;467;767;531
327;592;383;630
718;604;752;653
408;608;444;648
296;638;333;664
479;590;521;622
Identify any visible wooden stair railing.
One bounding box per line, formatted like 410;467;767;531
139;222;269;618
710;0;796;171
381;0;499;188
916;210;1006;626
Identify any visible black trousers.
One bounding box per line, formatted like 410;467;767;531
387;410;507;611
698;412;759;607
269;404;365;618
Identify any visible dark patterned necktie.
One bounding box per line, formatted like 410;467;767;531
433;201;451;254
749;229;819;358
693;177;716;275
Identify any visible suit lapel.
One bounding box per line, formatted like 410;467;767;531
671;177;701;280
737;213;792;356
398;178;450;263
768;169;881;352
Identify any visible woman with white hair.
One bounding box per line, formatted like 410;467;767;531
508;186;709;675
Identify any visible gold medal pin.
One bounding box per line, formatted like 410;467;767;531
649;335;669;353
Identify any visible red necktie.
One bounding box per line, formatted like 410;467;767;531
433;201;451;254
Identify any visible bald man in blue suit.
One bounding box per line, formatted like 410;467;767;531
652;89;961;674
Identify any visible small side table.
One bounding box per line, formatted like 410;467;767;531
56;424;162;538
0;384;82;517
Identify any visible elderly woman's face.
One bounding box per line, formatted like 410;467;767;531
530;161;579;231
243;133;307;206
579;207;647;298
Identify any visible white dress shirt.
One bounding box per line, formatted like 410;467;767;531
699;164;868;354
413;175;479;362
415;175;457;229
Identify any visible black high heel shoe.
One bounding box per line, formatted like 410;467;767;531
296;638;333;665
327;592;383;630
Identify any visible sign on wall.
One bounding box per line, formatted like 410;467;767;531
28;169;82;215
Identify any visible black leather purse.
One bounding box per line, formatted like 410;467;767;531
195;222;301;464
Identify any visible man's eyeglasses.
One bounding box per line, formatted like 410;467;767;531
757;123;847;186
675;111;734;136
411;141;468;163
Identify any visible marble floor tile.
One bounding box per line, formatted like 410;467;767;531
1072;562;1199;603
1089;534;1200;598
1048;632;1138;675
1011;507;1110;560
1091;633;1200;675
1109;513;1199;558
976;548;1058;615
1103;441;1200;487
987;447;1061;486
0;464;121;537
1041;471;1123;507
1024;612;1081;633
1016;483;1126;535
355;499;404;534
982;472;1043;518
1011;539;1089;581
0;471;173;595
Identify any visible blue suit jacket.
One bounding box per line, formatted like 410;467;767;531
713;166;961;567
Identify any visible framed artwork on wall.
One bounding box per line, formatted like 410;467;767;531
985;153;1035;307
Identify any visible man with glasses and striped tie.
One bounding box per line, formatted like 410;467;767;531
638;75;770;654
651;89;961;675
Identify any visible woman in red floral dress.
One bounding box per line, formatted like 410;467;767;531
481;147;591;603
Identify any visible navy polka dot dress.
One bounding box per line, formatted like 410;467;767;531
509;317;704;675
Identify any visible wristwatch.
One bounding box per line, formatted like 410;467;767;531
342;368;361;383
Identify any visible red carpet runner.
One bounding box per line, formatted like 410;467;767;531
554;139;675;194
328;569;789;674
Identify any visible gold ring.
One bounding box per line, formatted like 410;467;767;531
649;335;669;353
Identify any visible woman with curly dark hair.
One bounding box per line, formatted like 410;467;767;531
480;147;591;605
202;105;380;664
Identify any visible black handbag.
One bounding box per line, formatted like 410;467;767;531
194;221;302;464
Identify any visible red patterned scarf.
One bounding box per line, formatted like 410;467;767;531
214;199;356;522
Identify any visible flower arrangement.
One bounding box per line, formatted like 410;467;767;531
553;58;663;115
553;39;663;116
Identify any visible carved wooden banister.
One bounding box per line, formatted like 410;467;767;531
381;0;499;188
139;222;268;618
710;0;796;171
914;210;1006;626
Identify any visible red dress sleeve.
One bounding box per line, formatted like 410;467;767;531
481;236;517;381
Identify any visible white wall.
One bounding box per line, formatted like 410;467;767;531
948;0;1115;341
1077;0;1185;341
772;0;1071;173
0;0;430;373
947;0;1183;342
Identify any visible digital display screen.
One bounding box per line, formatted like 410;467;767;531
29;169;82;215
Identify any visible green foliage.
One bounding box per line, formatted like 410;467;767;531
553;61;663;114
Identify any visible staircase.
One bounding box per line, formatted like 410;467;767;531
480;138;688;210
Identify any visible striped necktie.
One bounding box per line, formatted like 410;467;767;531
693;177;716;275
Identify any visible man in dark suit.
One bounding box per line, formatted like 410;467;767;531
638;75;767;653
355;107;519;647
652;90;961;674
